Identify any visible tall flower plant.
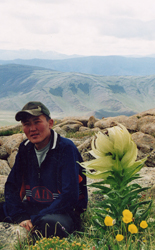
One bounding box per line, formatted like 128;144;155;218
80;124;152;231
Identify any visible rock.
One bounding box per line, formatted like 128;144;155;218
61;123;82;132
79;126;90;132
55;119;83;128
0;175;7;198
87;116;97;128
53;127;67;137
3;134;24;155
0;146;8;160
132;132;155;154
0;160;11;175
94;116;127;129
121;115;138;132
146;150;155;168
78;137;92;152
61;116;89;126
78;137;94;162
0;222;27;250
7;151;18;169
137;116;155;136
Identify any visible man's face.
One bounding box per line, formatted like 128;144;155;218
22;115;53;150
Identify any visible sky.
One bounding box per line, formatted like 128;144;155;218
1;0;155;56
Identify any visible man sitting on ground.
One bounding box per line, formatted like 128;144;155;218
0;101;88;237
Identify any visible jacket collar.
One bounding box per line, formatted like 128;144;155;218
24;129;59;150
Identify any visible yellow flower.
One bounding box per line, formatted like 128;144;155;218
76;243;81;246
122;209;133;223
116;234;124;242
140;220;148;229
122;216;132;224
122;209;133;218
104;216;113;226
128;224;138;234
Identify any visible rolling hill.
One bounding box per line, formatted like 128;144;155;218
0;64;155;119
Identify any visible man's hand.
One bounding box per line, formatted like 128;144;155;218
19;220;33;231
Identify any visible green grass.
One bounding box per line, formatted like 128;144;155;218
11;189;155;250
0;127;23;136
66;130;95;139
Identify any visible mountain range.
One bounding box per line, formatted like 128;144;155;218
1;54;155;76
0;64;155;121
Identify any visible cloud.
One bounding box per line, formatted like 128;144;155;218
0;0;155;56
99;18;155;40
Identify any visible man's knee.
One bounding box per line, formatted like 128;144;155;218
34;214;74;238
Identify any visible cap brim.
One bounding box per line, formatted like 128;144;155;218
15;110;42;121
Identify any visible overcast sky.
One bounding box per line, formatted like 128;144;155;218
1;0;155;56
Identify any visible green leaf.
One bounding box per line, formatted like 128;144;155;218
139;200;153;220
88;183;111;193
84;170;112;179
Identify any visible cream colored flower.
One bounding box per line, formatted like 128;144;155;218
79;123;147;180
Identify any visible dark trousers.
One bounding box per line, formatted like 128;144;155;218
0;201;80;238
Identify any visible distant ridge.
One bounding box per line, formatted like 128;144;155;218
1;55;155;76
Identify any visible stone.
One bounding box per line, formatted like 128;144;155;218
0;222;27;250
78;137;92;152
55;119;83;128
61;116;89;126
146;150;155;168
53;127;67;137
7;150;18;169
94;116;128;129
132;132;155;154
3;134;24;155
0;175;7;198
79;126;90;132
137;116;155;136
0;146;8;160
61;123;82;132
0;160;11;175
87;116;97;128
121;115;138;132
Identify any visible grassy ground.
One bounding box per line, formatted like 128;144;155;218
10;189;155;250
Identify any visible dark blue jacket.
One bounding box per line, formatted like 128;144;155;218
3;130;88;224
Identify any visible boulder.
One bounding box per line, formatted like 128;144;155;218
53;127;67;137
0;160;11;175
3;134;24;155
0;222;27;250
0;175;7;198
61;116;89;126
132;132;155;154
61;123;82;132
0;146;8;160
94;116;128;129
121;115;138;132
146;150;155;168
87;116;97;128
137;116;155;137
79;126;90;132
7;150;18;169
55;119;83;128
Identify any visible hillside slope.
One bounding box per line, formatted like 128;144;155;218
1;56;155;76
0;64;155;119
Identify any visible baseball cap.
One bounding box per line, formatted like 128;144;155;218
15;101;51;121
